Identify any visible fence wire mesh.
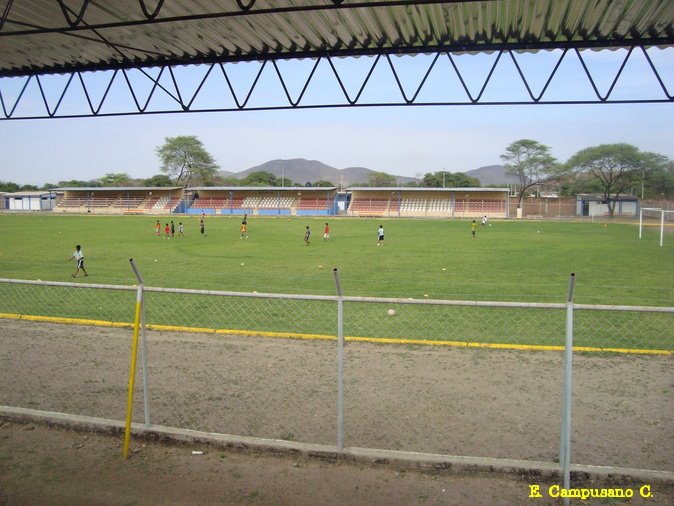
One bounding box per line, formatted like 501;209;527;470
0;320;139;421
0;280;136;323
0;278;672;472
343;301;567;346
574;307;674;351
143;332;337;443
144;290;336;336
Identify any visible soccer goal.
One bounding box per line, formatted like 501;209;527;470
639;207;674;247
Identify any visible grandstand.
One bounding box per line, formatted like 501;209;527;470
54;187;184;214
44;186;513;218
348;188;509;218
188;187;338;216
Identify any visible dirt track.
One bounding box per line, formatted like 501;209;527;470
1;318;673;504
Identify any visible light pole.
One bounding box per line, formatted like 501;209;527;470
641;168;645;199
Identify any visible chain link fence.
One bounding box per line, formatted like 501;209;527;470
0;277;672;472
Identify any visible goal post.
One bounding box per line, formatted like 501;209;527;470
639;207;674;247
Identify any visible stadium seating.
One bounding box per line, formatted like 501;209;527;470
348;198;390;216
296;198;329;210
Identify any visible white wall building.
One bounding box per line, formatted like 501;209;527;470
4;191;55;211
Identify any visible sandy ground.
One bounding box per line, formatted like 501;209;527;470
2;420;674;506
1;318;673;505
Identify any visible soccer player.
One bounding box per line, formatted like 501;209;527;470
304;225;311;246
200;219;206;237
240;221;248;239
377;225;384;246
323;222;330;240
471;220;477;238
178;222;184;237
164;223;170;239
154;220;161;236
69;244;88;277
170;220;175;238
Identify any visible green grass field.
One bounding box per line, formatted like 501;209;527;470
0;214;672;350
1;214;672;303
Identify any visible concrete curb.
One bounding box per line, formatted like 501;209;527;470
2;406;672;484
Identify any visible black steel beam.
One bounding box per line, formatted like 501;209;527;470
1;46;672;120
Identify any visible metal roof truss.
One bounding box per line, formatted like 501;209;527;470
1;0;673;119
1;45;672;119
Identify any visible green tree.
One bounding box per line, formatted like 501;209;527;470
558;174;603;197
501;139;564;208
241;171;282;186
219;176;244;186
313;180;336;187
156;135;218;187
636;153;672;199
143;174;175;187
99;172;131;187
422;171;480;188
566;144;664;216
647;160;674;199
367;171;397;187
0;181;21;193
58;179;100;187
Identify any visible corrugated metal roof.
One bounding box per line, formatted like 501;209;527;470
1;1;672;77
3;191;52;196
189;186;337;191
348;187;509;192
55;187;183;191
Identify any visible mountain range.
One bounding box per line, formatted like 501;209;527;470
219;158;514;187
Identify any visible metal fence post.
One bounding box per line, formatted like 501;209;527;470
129;259;151;427
560;273;575;505
333;268;345;451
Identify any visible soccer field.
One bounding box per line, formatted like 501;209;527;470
0;214;672;304
1;214;673;350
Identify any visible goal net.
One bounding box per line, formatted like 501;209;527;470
639;208;674;247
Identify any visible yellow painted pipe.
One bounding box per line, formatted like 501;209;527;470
122;292;143;459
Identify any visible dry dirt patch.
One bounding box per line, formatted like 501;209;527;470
1;318;673;504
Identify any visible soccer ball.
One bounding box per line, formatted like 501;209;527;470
387;308;396;316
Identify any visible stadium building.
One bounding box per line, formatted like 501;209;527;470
3;190;56;211
576;194;640;218
187;187;339;216
53;187;184;214
347;187;510;218
40;186;651;220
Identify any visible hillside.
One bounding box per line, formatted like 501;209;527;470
218;159;510;187
227;158;415;187
465;165;517;186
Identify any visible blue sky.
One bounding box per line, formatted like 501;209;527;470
1;48;672;186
